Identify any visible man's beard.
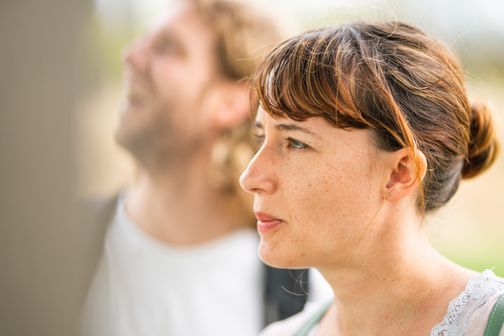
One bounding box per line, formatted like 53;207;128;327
117;117;166;166
115;106;203;172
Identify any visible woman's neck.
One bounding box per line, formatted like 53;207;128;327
317;211;475;336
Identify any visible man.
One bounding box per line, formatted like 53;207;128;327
81;1;330;335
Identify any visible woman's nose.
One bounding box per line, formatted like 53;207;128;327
239;149;277;195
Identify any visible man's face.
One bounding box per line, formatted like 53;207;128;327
115;4;220;162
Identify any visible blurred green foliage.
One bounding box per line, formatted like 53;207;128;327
438;246;504;277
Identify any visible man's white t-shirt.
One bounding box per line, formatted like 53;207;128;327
82;199;263;336
81;198;333;336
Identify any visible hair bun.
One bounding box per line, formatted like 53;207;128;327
462;101;500;179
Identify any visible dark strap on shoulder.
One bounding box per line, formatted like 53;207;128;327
263;266;310;326
484;293;504;336
295;301;331;336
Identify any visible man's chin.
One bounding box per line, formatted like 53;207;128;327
114;114;145;150
113;114;166;164
115;102;152;143
113;123;132;152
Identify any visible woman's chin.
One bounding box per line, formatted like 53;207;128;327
258;240;305;269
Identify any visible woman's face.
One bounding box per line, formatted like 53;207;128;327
240;108;388;269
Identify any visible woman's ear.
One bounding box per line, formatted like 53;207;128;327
383;148;427;203
210;82;251;130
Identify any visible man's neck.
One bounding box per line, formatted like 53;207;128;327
124;153;251;246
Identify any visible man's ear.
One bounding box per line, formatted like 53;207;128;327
383;148;427;203
210;82;251;130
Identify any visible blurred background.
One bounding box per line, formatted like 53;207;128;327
79;0;504;273
1;0;503;335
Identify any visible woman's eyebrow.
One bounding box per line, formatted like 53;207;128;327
275;123;320;138
254;121;320;139
254;121;264;130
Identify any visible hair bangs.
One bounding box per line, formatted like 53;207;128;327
253;30;368;128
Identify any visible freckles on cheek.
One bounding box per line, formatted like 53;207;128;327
309;166;355;227
290;177;327;230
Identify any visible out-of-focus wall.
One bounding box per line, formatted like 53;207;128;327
0;1;92;335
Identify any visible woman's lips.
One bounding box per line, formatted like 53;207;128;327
254;212;284;234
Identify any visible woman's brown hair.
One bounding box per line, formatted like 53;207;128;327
254;22;499;212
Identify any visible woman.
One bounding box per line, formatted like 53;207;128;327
239;22;504;335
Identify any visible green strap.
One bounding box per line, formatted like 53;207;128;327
295;302;332;336
484;294;504;336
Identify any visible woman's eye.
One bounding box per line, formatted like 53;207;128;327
253;134;265;147
287;137;308;150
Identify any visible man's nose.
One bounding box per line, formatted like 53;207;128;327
122;37;149;73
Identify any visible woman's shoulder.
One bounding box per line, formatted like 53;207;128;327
259;302;327;336
431;269;504;336
466;289;504;335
